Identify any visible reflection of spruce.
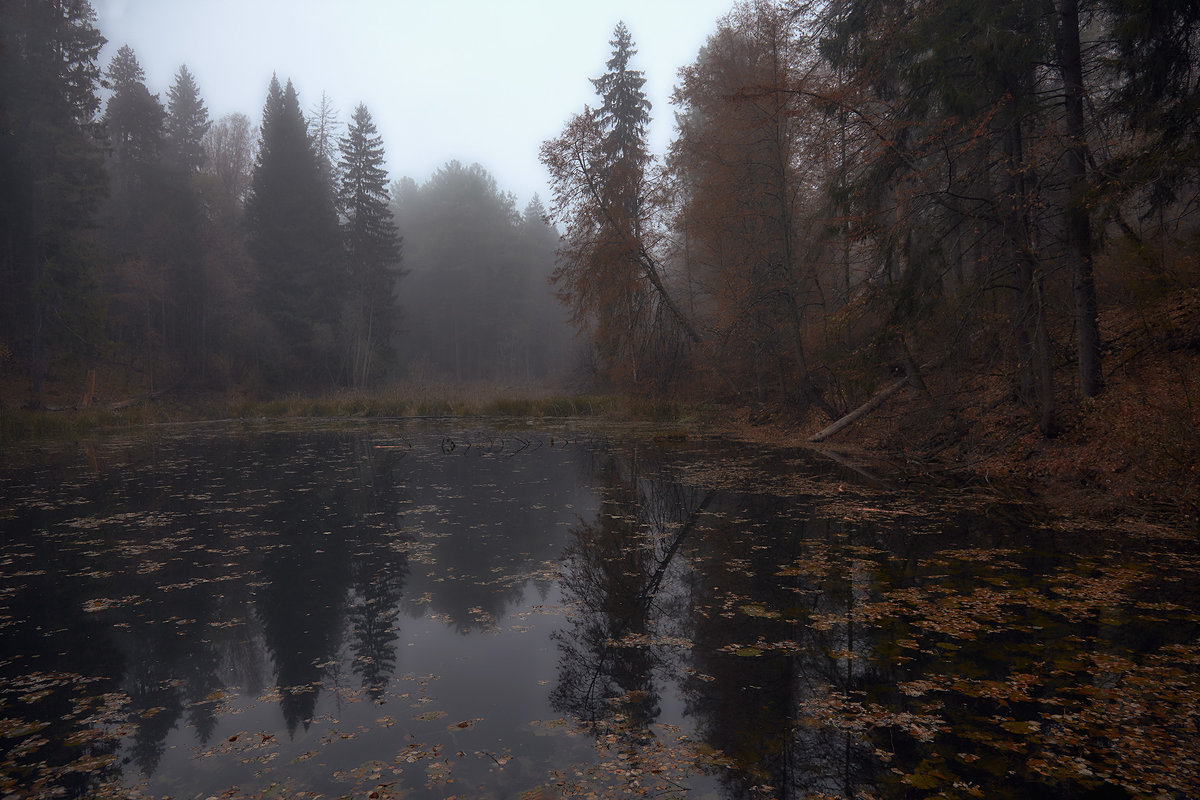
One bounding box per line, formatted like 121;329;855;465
681;495;884;799
126;650;184;777
348;542;408;701
181;643;222;745
257;537;351;735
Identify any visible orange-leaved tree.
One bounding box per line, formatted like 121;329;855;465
541;22;700;391
668;0;841;415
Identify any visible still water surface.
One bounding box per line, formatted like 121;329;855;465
1;421;1198;799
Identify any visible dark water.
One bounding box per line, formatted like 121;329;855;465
1;422;1197;799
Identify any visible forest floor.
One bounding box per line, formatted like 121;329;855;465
716;284;1200;529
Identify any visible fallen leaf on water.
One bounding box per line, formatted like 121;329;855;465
413;710;447;722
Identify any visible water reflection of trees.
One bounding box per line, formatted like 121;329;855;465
347;539;407;701
10;432;1195;799
401;436;592;633
553;443;712;741
682;496;888;799
254;432;409;732
0;535;126;799
553;442;896;799
3;427;592;793
0;429;417;794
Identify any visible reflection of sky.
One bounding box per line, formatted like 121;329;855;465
146;581;590;798
124;427;607;797
398;444;600;631
0;424;616;798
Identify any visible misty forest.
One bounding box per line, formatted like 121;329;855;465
2;1;1200;799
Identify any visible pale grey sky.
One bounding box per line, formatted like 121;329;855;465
92;0;738;207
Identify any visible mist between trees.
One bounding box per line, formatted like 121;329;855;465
3;0;1198;433
1;1;573;403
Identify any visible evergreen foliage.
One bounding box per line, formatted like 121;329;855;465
592;22;652;169
543;21;666;388
338;103;404;387
1105;0;1200;210
0;0;107;402
245;76;344;387
165;64;210;174
103;45;165;228
4;0;1198;435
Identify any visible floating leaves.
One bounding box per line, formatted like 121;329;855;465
81;595;143;613
0;717;49;738
738;603;781;619
412;710;447;722
3;422;1200;800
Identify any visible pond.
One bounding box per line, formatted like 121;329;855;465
1;421;1198;800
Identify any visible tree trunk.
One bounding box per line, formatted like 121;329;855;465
1006;120;1058;437
1058;0;1104;397
807;374;910;443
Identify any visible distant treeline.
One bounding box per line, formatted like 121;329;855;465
0;1;571;403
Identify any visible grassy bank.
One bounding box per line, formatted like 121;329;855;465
0;386;709;445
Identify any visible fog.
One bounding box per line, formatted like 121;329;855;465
92;0;737;206
36;1;734;394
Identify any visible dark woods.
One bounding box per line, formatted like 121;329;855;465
542;0;1200;434
3;0;1199;435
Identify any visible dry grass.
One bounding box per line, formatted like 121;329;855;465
224;384;701;423
0;382;712;445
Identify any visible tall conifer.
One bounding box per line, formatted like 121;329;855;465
592;22;652;176
0;0;107;401
588;22;654;383
165;65;210;174
245;76;343;386
103;45;164;227
338;103;403;387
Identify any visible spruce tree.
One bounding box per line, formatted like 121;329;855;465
165;64;210;174
0;0;107;402
103;45;165;224
159;66;213;368
102;44;179;386
340;104;405;388
589;21;654;383
338;104;403;388
592;22;652;175
245;76;343;386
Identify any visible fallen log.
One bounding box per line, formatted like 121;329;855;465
807;375;911;443
807;350;949;443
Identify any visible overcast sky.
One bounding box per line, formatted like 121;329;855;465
92;0;738;208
